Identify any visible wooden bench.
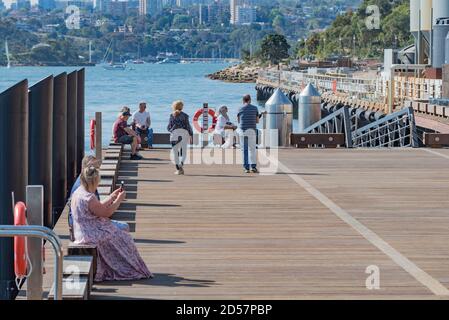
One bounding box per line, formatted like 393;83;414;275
291;133;346;148
48;255;94;300
68;243;97;277
424;133;449;148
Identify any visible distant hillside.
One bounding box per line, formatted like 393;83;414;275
296;0;412;59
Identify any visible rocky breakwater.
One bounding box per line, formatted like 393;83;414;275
207;64;259;83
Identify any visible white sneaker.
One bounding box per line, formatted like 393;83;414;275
174;170;181;175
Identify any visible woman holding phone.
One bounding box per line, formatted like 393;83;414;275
70;164;152;282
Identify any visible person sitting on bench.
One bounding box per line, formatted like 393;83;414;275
70;163;152;282
214;105;237;148
132;102;153;149
113;107;142;160
68;155;129;242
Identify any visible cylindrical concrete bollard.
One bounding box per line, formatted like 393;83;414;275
29;76;54;228
0;80;29;299
265;88;293;147
298;83;321;132
52;73;68;218
66;71;78;192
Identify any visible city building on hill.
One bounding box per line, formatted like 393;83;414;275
54;0;94;11
199;4;208;25
139;0;163;16
235;4;255;25
13;0;32;10
110;0;128;17
229;0;238;24
38;0;56;10
95;0;112;14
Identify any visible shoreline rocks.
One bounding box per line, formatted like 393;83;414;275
207;64;259;83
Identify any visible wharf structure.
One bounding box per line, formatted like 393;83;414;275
4;0;449;300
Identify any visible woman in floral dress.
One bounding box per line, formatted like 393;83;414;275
70;163;152;282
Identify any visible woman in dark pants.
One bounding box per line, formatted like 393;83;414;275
167;100;193;175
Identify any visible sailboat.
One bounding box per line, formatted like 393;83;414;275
131;44;145;64
102;39;126;70
5;39;11;68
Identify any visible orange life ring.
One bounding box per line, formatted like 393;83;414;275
14;202;27;277
90;119;96;150
193;108;217;133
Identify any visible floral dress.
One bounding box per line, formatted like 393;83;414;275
70;186;152;282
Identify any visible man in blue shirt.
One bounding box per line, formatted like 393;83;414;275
237;94;259;173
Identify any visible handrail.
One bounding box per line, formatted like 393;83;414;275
0;225;63;300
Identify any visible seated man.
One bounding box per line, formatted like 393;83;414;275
68;156;129;242
113;107;142;160
132;102;153;149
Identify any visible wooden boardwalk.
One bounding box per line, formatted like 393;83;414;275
42;147;449;299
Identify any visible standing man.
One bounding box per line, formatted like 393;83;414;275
132;102;154;149
113;106;142;160
237;94;259;173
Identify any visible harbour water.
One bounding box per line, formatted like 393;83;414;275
0;63;256;150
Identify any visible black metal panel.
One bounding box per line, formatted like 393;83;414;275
29;76;54;228
0;79;29;300
52;73;67;219
76;68;85;176
66;71;78;193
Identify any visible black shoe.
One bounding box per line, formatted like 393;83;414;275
130;154;143;160
250;167;259;173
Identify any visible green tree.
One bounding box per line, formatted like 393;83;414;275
260;34;291;65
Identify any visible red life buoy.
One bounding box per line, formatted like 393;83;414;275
90;119;96;150
193;108;217;133
14;202;27;277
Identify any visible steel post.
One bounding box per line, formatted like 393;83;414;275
52;73;68;218
0;80;29;300
76;68;85;175
29;76;54;228
66;71;78;192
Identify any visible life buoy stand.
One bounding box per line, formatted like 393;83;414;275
193;108;217;133
90;119;96;150
14;201;27;277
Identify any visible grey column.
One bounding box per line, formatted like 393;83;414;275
0;79;29;300
76;68;85;176
52;73;67;217
66;71;78;192
29;76;54;228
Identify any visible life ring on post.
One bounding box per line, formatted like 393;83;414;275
14;201;27;277
90;119;96;150
193;108;217;133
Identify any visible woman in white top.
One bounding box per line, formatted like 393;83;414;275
214;106;237;148
132;102;153;148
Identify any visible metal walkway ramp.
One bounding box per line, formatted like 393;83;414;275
302;106;418;148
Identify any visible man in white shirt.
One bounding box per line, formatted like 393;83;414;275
132;102;153;148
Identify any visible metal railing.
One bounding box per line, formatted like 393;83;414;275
351;107;418;148
257;69;443;112
0;225;63;300
257;70;379;100
302;106;353;148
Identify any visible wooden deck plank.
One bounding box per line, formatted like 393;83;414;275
39;147;449;299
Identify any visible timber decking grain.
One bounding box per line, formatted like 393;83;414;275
41;147;449;299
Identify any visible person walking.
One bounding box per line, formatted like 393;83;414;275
237;95;259;173
167;100;193;175
132;102;154;149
